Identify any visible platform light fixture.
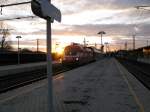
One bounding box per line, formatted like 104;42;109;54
97;31;106;52
104;42;108;53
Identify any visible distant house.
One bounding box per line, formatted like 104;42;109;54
142;46;150;58
137;46;150;64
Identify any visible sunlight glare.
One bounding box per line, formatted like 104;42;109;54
55;47;64;55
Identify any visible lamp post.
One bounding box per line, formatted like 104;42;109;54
37;38;39;53
133;34;135;50
16;36;22;64
125;42;127;50
147;40;149;47
105;42;108;53
83;37;89;47
98;31;106;52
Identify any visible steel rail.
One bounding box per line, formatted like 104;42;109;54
118;59;150;90
0;67;71;93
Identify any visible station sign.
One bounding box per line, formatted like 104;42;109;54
31;0;61;22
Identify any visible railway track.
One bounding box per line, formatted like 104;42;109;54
117;58;150;90
0;60;98;93
0;64;70;93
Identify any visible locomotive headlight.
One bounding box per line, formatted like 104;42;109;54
76;58;79;61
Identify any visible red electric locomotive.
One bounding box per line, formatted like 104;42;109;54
62;43;95;66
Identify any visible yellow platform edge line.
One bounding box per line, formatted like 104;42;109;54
114;59;145;112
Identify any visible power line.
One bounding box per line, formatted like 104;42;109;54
0;16;36;21
135;6;150;11
0;1;31;15
0;2;36;21
0;1;31;7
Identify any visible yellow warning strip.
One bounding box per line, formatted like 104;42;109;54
115;59;145;112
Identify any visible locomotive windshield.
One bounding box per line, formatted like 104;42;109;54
64;47;77;56
65;49;77;56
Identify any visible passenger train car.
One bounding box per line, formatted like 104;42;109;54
62;43;102;66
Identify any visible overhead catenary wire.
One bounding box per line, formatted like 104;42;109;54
0;1;31;7
0;1;40;21
0;1;31;15
0;16;36;21
135;6;150;11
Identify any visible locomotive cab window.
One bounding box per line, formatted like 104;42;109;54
65;49;77;56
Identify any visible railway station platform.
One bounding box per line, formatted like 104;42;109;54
0;58;150;112
0;61;60;77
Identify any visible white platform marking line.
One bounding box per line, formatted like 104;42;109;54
0;82;46;104
115;59;145;112
54;75;64;80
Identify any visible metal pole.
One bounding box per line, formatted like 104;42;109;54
83;37;86;47
18;38;20;64
101;34;102;46
47;17;53;112
108;44;110;52
133;35;135;50
101;34;103;52
105;43;107;53
124;42;126;50
46;0;54;109
16;36;21;64
95;43;97;48
37;39;39;52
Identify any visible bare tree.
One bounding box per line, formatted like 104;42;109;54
0;0;9;4
0;22;12;51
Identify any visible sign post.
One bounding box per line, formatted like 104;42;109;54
16;36;22;64
47;17;53;112
31;0;61;112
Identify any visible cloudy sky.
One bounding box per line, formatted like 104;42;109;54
0;0;150;52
